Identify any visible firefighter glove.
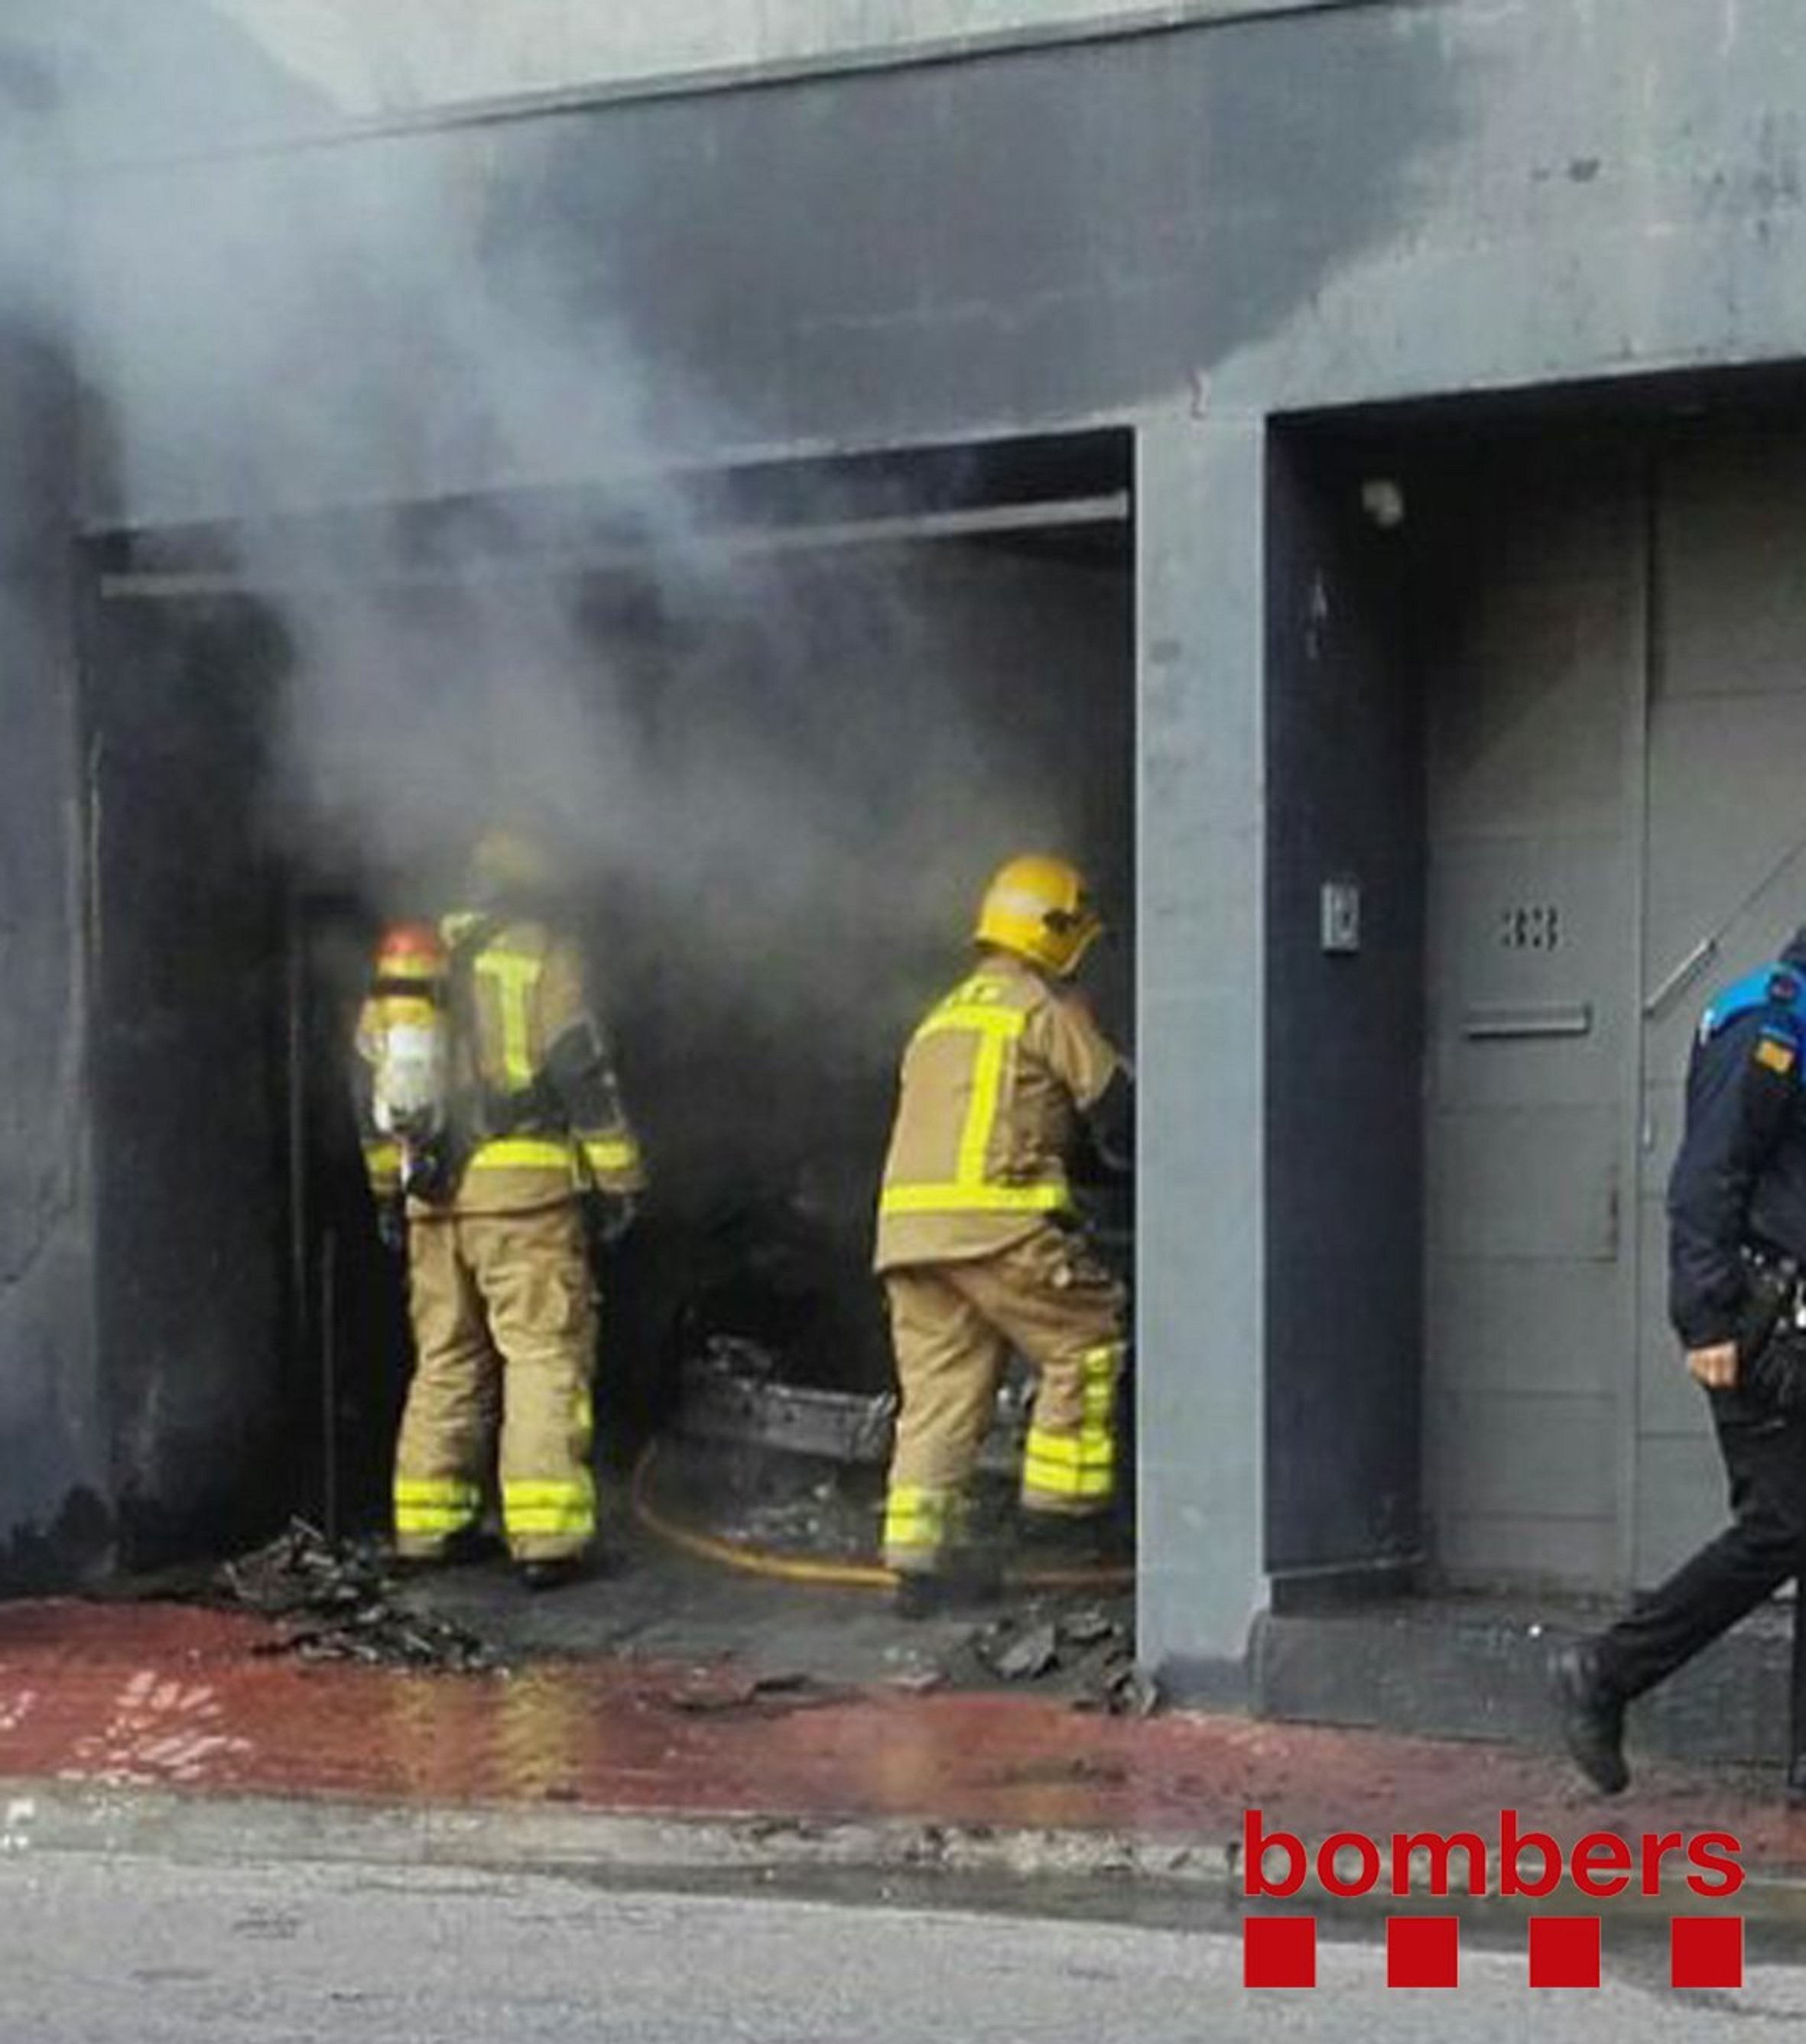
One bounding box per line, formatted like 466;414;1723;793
377;1197;408;1257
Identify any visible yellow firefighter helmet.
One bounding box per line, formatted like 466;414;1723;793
973;854;1103;978
469;826;557;904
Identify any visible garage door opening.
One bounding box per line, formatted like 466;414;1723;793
82;431;1137;1599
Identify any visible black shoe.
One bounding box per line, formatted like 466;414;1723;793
1015;1510;1116;1566
517;1556;588;1594
893;1559;1002;1621
391;1527;486;1575
1551;1640;1629;1796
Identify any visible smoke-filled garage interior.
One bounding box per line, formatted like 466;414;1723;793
80;433;1136;1595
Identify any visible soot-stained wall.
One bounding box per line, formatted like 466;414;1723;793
83;595;294;1564
0;322;102;1585
1263;433;1424;1590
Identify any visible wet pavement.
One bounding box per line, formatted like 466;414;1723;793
6;1591;1806;1880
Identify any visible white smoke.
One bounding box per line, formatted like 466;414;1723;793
6;0;1130;1032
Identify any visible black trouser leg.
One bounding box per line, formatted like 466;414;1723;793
1595;1391;1806;1708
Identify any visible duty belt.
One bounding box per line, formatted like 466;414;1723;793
1736;1244;1806;1413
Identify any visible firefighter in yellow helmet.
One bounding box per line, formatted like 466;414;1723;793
356;827;647;1590
875;855;1132;1617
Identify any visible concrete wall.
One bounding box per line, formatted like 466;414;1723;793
28;0;1806;1663
1263;433;1424;1589
83;598;294;1565
0;88;102;1581
182;1;1330;128
77;0;1806;528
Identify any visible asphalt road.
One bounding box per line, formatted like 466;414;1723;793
3;1852;1804;2041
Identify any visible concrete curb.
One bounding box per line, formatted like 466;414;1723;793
5;1777;1806;1927
0;1779;1227;1890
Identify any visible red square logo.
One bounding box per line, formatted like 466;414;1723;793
1388;1915;1460;1988
1528;1916;1601;1989
1243;1916;1316;1989
1671;1916;1743;1990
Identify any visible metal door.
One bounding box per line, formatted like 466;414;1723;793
1424;462;1645;1591
1639;431;1806;1584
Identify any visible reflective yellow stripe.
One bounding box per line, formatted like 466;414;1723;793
466;1137;576;1172
395;1478;481;1502
1081;1344;1122;1423
1018;1471;1113;1504
363;1140;402;1193
884;998;1073;1219
882;1481;961;1559
1024;1377;1116;1502
1022;1464;1115;1498
1023;1430;1115;1469
395;1506;476;1533
502;1475;594;1537
476;950;541;1090
394;1476;481;1535
879;1180;1067;1215
581;1135;641;1174
956;1025;1009;1186
913;1004;1028;1044
504;1480;592;1506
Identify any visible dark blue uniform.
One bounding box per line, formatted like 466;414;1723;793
1592;938;1806;1775
1670;953;1806;1345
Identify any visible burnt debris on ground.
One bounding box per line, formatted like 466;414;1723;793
954;1601;1157;1717
217;1520;499;1672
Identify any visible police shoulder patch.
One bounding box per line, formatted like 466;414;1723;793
1757;1030;1799;1076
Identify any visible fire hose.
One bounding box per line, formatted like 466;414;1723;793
626;1437;1134;1593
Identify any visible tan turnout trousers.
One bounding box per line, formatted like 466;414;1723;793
882;1227;1127;1572
395;1205;598;1564
374;910;645;1566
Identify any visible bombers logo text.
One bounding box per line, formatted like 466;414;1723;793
1240;1809;1746;1991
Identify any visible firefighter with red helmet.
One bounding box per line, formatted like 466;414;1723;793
356;829;646;1589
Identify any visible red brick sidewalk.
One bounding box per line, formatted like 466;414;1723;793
3;1599;1805;1873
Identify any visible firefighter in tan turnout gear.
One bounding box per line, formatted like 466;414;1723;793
356;829;646;1591
876;855;1132;1618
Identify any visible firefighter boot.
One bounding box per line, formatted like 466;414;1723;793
1551;1639;1629;1796
893;1552;1003;1621
518;1555;589;1593
1015;1507;1118;1569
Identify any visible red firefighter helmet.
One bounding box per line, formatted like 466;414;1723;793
372;920;448;991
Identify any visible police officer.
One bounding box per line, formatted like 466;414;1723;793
1554;929;1806;1797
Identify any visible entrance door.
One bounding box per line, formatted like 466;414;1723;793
1423;456;1647;1592
1639;430;1806;1585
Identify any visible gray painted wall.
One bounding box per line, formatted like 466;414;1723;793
75;0;1806;529
0;219;102;1575
14;0;1806;1661
83;597;294;1565
178;0;1346;128
1264;433;1424;1588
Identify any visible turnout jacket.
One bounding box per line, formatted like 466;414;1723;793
359;910;645;1218
874;951;1125;1274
